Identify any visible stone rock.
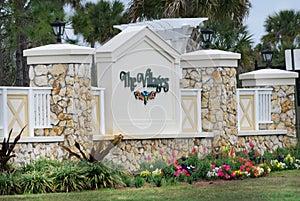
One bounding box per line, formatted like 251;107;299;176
202;118;213;131
35;76;48;86
50;112;59;125
50;64;66;77
29;66;35;80
213;71;222;84
35;65;48;76
277;89;286;97
286;86;294;96
52;86;61;95
281;99;292;113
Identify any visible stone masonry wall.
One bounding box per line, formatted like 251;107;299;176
9;63;93;166
181;67;238;151
236;85;298;154
12;143;66;166
29;63;93;151
103;138;213;172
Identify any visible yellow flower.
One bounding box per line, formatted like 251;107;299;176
140;170;151;177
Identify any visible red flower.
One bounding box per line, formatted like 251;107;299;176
230;150;235;157
249;142;255;149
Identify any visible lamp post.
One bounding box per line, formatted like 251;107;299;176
201;26;214;49
50;18;66;43
261;47;274;68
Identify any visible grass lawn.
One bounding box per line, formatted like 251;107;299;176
2;170;300;201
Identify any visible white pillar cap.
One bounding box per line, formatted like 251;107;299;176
24;44;95;64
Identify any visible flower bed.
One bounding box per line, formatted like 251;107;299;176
1;142;299;195
135;142;300;187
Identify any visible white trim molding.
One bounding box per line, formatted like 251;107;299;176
238;130;287;136
0;136;64;143
93;132;214;141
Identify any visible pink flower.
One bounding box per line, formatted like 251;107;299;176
224;165;230;172
192;147;197;152
254;151;259;157
147;156;152;161
159;149;164;155
249;142;255;149
240;165;245;171
212;165;216;170
171;151;176;158
218;171;225;177
225;174;230;180
203;147;207;154
186;173;191;177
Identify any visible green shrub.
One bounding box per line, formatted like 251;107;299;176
152;174;163;187
20;171;54;194
52;162;87;192
162;164;177;184
192;159;212;180
121;174;132;187
82;161;118;189
21;159;60;173
0;171;21;195
134;176;145;188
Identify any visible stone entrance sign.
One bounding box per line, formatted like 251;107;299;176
96;26;181;138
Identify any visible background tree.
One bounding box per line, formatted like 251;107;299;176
126;0;251;26
71;0;124;86
72;0;124;47
0;0;77;86
204;19;253;74
260;10;300;67
126;0;252;75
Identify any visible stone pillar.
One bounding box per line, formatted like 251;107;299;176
239;69;298;151
180;49;241;151
24;44;95;150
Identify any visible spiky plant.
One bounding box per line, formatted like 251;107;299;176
0;127;25;172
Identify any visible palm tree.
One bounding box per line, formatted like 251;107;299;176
261;10;300;66
127;0;251;26
71;0;124;86
72;0;124;47
127;0;164;22
262;10;300;49
204;19;253;73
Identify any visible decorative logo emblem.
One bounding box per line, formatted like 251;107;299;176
134;91;156;105
120;68;169;105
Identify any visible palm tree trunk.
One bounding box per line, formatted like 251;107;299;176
0;38;3;86
14;1;28;86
